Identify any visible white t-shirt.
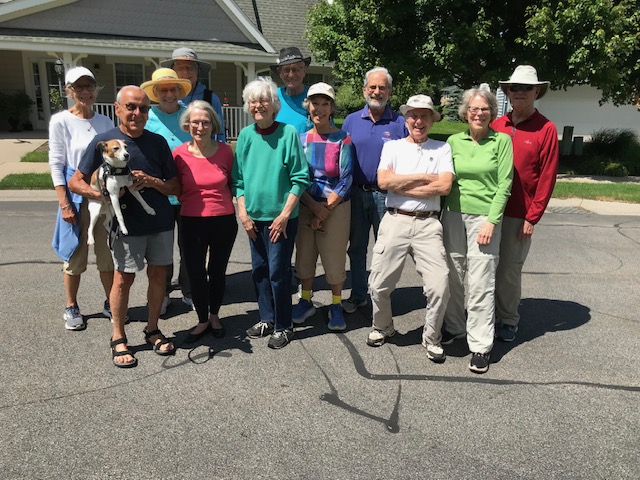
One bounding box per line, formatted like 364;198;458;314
378;137;454;212
48;110;114;186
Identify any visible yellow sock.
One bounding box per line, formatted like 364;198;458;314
332;295;342;305
301;289;312;301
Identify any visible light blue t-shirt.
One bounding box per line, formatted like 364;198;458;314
275;86;312;134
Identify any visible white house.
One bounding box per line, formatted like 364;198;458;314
0;0;331;138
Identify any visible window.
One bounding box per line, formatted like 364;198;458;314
115;63;143;91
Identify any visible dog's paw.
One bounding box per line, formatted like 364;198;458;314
146;208;156;216
87;237;95;245
120;226;129;236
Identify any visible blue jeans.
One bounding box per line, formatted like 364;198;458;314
249;218;298;332
347;188;387;301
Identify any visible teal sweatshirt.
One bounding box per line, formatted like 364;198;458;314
232;122;310;221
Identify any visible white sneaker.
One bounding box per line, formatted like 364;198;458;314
366;326;395;347
64;304;84;330
422;341;446;363
160;296;171;316
182;296;195;310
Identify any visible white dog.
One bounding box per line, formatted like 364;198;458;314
87;139;156;245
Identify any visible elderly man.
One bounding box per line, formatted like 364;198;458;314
68;86;181;368
492;65;559;342
341;67;407;313
270;46;312;133
366;95;453;363
161;47;226;142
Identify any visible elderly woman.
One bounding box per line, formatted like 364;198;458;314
172;101;237;342
49;66;115;330
232;77;310;349
291;82;352;331
141;67;194;314
442;87;513;374
492;66;559;343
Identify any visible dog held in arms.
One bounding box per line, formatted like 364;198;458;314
87;139;156;244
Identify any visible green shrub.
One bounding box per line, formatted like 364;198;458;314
582;128;640;176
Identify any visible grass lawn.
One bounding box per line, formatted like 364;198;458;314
0;173;52;190
553;181;640;203
21;151;49;162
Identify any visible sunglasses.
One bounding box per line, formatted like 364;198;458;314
508;84;535;92
121;103;150;114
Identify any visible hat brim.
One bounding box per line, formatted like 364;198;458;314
140;78;192;103
499;81;550;99
399;105;442;122
160;58;211;75
270;57;311;73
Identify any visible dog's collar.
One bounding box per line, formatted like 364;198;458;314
102;163;130;176
101;162;131;197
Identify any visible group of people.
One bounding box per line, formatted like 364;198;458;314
49;44;558;373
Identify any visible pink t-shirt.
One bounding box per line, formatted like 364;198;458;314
173;142;235;217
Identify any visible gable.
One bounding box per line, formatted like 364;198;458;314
0;0;251;43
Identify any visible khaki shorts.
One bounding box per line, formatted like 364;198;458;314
64;200;114;275
295;200;351;285
111;229;174;273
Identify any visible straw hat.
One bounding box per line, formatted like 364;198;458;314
499;65;550;99
399;94;441;121
140;68;192;103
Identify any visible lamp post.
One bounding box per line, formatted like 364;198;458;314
54;59;67;110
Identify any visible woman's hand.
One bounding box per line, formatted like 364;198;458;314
269;212;290;243
476;221;495;246
61;204;77;225
310;216;324;231
311;201;331;222
239;214;257;240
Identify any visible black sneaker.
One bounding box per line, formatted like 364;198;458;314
441;330;465;345
246;321;274;338
468;352;490;374
268;329;293;349
496;324;518;342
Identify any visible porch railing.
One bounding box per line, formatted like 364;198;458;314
93;104;252;141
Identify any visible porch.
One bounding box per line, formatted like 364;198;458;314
94;103;252;141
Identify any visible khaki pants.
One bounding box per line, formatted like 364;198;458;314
64;200;114;275
368;212;450;346
495;216;532;327
295;201;351;285
442;211;501;354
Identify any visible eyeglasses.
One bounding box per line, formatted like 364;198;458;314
190;120;212;128
468;107;491;115
70;83;97;93
249;99;271;106
173;64;197;72
157;87;179;95
508;84;534;92
121;103;150;114
366;84;388;93
278;65;305;75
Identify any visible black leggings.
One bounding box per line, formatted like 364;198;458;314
180;214;238;323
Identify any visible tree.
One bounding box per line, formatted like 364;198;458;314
306;0;640;106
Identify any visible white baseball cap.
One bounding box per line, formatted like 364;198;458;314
307;82;335;101
65;66;96;85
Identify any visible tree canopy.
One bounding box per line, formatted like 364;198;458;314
306;0;640;106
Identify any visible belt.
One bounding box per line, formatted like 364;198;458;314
387;208;439;219
356;184;382;192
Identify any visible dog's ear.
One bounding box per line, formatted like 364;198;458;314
97;141;107;152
